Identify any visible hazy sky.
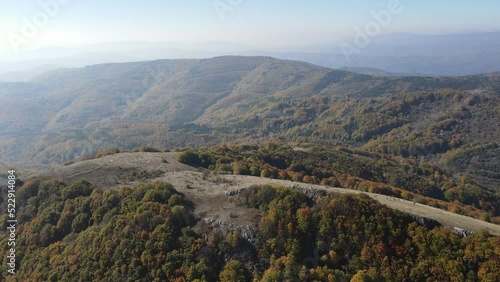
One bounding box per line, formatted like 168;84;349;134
1;0;499;58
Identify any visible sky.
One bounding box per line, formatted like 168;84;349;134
1;0;500;59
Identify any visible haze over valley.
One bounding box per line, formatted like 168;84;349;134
3;31;500;81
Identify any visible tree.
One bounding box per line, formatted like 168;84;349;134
177;151;202;166
61;180;93;200
261;169;271;178
219;260;249;282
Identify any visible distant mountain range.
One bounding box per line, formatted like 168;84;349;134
1;32;500;81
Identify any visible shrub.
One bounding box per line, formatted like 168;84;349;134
131;145;162;153
177;151;202;166
95;148;121;158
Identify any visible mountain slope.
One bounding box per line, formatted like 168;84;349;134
0;56;499;195
27;151;500;236
2;172;499;281
2;150;498;280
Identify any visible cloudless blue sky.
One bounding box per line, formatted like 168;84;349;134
1;0;499;57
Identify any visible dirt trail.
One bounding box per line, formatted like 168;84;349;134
35;152;500;236
224;175;500;236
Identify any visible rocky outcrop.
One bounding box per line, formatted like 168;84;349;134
410;214;441;229
202;217;258;243
452;227;475;238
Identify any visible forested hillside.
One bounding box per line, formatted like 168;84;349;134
197;90;499;193
176;144;500;223
2;1;499;280
1;57;499;197
0;57;500;281
1;180;498;281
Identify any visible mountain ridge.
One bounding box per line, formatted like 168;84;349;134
28;151;500;236
0;56;499;194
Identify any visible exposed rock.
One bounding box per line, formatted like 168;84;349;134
411;214;441;229
452;227;475;238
